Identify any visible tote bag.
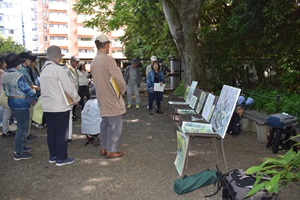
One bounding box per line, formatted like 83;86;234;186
0;92;9;109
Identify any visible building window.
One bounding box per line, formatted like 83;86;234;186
50;36;67;40
43;23;47;29
43;11;47;17
79;49;94;53
44;36;47;41
9;29;14;34
42;0;46;4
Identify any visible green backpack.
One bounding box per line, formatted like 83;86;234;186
174;169;218;195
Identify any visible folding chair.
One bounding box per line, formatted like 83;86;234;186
81;98;102;147
84;134;100;146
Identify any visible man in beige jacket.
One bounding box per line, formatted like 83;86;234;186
91;34;126;158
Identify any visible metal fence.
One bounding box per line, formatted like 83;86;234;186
34;54;182;91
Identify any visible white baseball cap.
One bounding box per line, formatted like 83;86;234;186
150;56;157;62
95;34;111;43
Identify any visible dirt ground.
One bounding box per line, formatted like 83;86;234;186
0;93;299;200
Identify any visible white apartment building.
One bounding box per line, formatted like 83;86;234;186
0;0;124;59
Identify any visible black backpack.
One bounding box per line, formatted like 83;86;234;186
206;168;279;200
226;111;241;136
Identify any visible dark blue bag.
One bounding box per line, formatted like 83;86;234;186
266;113;297;129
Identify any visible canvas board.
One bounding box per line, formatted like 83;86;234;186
174;130;189;176
210;85;241;138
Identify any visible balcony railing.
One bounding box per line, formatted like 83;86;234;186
78;40;94;47
48;15;68;23
48;2;68;11
49;40;69;46
49;27;68;35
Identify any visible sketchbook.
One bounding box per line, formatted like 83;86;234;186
110;76;121;98
154;83;165;92
58;81;75;106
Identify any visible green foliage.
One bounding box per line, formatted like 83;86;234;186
245;144;300;197
74;0;178;60
172;80;185;96
0;34;26;54
245;89;300;118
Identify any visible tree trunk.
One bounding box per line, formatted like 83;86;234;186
162;0;207;89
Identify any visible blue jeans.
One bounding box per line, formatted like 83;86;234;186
11;109;30;154
148;91;162;111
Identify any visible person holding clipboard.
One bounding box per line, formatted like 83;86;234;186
90;34;126;159
147;61;165;115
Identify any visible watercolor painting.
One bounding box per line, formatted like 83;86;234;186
174;130;189;176
195;91;207;114
210;85;241;138
189;95;198;109
186;81;198;103
201;93;216;122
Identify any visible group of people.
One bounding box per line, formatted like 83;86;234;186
125;55;170;115
0;33;172;165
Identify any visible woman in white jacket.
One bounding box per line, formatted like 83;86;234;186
77;61;90;108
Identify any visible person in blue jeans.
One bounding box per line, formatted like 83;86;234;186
2;53;38;160
147;61;165;115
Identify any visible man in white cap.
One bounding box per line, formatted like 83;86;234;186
40;45;80;166
91;34;126;158
146;55;157;77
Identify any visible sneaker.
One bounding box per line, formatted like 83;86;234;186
135;104;140;109
127;104;131;109
14;152;32;161
2;131;16;137
49;156;57;164
67;139;73;144
9;123;17;131
32;122;44;129
23;146;32;152
56;157;75;166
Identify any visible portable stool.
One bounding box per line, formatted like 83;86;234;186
266;127;297;154
81;98;101;146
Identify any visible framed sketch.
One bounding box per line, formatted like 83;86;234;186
195;91;207;114
210;85;241;138
186;81;198;103
174;130;189;176
189;95;197;109
202;93;216;122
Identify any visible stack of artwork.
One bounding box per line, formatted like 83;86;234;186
174;85;241;176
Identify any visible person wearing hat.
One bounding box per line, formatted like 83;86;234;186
2;53;38;160
124;58;141;109
91;34;126;158
146;55;157;77
145;56;157;109
40;45;80;166
68;55;80;120
18;51;40;142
